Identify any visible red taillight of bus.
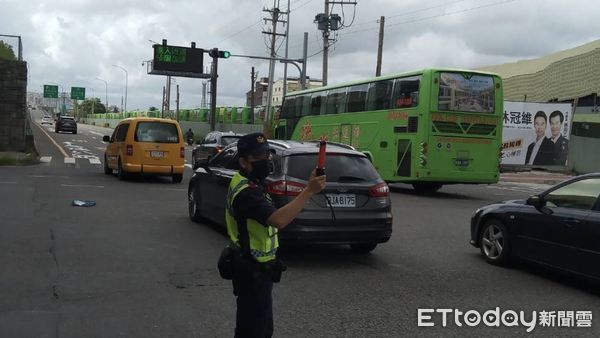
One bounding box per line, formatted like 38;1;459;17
369;182;389;197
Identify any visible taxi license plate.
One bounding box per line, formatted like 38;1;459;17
150;151;164;158
326;194;356;208
455;159;469;166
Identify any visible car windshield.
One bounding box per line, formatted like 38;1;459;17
135;122;179;143
286;154;380;182
221;136;240;146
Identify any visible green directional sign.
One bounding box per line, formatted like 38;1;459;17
71;87;85;100
43;85;59;98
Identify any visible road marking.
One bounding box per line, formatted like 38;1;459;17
60;184;104;188
0;181;18;185
39;156;52;163
33;122;70;158
184;164;192;169
89;158;101;165
91;137;97;140
88;131;105;137
64;157;76;164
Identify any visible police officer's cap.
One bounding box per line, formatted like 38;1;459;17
237;132;271;157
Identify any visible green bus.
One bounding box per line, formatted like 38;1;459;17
275;68;503;192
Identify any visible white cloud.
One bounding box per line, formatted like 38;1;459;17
1;0;598;109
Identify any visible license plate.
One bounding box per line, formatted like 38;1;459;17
455;159;469;166
326;194;356;208
150;151;164;158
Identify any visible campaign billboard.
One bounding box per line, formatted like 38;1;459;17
501;101;572;166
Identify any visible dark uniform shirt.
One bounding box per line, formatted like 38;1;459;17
232;184;277;227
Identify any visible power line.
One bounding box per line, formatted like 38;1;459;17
341;0;520;36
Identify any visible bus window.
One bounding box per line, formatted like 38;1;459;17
325;88;347;114
392;76;420;109
311;92;326;115
282;97;295;119
366;80;394;111
347;84;369;113
299;95;311;116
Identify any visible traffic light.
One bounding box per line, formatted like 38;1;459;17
209;48;231;59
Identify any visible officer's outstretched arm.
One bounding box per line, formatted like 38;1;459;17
267;170;326;229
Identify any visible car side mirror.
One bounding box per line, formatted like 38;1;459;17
526;195;544;208
102;136;111;143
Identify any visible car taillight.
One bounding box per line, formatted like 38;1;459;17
180;147;185;158
267;180;306;196
369;182;389;197
216;147;223;153
126;144;133;156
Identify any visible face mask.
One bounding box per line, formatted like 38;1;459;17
249;158;273;181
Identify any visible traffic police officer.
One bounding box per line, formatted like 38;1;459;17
226;132;325;338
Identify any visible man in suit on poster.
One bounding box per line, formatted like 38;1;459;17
525;111;554;165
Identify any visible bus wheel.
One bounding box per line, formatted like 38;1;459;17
412;182;443;194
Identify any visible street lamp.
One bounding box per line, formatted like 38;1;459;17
95;77;108;112
112;65;128;113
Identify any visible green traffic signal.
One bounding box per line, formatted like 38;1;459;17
222;51;231;58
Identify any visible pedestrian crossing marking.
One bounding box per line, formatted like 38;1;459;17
40;156;52;163
89;158;101;165
64;158;76;164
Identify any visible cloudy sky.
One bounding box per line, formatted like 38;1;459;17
1;0;599;110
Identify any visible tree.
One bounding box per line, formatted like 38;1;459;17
0;40;17;61
149;106;158;111
79;98;106;115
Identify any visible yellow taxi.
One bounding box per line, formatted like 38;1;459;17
103;118;185;183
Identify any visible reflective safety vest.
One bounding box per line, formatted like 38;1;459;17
226;172;278;263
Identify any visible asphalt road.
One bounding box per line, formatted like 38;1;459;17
0;112;598;337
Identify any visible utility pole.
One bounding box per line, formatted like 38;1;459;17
162;86;166;118
282;0;291;99
322;0;330;86
376;16;385;77
263;0;288;133
315;0;358;86
210;57;218;131
251;67;257;124
166;76;171;116
176;84;180;122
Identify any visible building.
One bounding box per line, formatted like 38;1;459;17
246;77;323;107
271;77;323;106
246;77;269;107
478;39;600;103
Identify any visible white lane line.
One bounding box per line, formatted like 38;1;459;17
64;158;76;164
89;158;101;165
0;182;18;185
88;131;105;137
149;188;186;192
40;156;52;163
184;164;192;169
91;136;97;140
60;184;104;188
96;147;106;151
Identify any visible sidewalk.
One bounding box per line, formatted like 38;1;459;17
500;170;574;185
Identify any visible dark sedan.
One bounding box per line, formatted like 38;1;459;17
470;173;600;280
55;116;77;134
188;140;393;252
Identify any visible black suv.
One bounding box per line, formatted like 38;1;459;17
191;131;242;169
188;140;392;252
55;116;77;134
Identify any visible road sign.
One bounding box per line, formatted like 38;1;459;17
71;87;85;100
150;44;204;78
43;85;58;98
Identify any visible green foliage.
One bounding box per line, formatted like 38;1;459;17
79;98;106;115
149;106;158;111
0;40;17;61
